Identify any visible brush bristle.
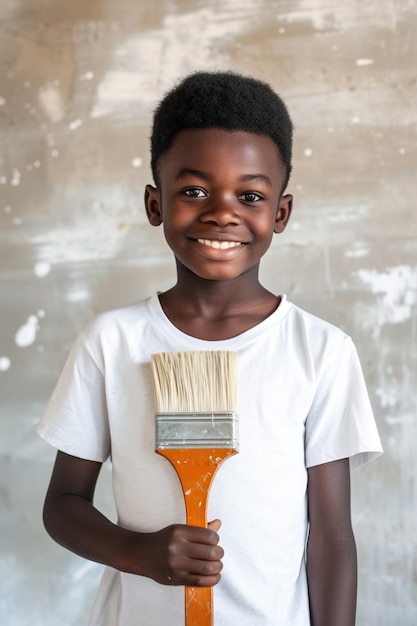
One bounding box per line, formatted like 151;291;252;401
151;350;238;414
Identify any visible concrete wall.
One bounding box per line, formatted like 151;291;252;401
1;1;416;624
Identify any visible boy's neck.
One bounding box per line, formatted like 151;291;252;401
158;274;281;341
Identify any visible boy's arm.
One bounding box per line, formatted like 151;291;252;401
43;450;223;587
307;457;357;626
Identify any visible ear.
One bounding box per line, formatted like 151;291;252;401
274;194;293;234
144;184;163;226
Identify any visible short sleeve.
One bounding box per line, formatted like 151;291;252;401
305;335;383;470
36;323;111;462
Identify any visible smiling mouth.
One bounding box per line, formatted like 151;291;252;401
196;239;243;249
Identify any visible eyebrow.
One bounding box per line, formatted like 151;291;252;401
240;173;272;186
176;168;272;186
176;168;213;181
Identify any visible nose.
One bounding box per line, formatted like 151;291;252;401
200;193;241;227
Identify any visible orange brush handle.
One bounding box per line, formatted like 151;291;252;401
157;447;238;626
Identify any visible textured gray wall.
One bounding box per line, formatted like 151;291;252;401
1;1;416;624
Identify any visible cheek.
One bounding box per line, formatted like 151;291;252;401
253;214;277;238
163;213;190;236
160;196;193;228
161;212;194;252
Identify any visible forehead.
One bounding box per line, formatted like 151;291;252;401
159;128;286;184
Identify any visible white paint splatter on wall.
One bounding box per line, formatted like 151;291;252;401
14;315;40;348
38;83;66;123
355;265;417;336
90;4;258;120
29;212;129;265
33;261;51;278
0;357;11;371
345;242;369;258
356;58;375;66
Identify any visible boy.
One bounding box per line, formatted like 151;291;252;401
37;72;382;625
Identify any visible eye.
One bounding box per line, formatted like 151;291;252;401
239;191;263;203
183;187;207;198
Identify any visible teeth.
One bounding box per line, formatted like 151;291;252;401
197;239;242;249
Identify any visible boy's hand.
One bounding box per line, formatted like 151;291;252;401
137;519;223;587
43;452;223;588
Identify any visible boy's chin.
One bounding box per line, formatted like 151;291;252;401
180;262;259;284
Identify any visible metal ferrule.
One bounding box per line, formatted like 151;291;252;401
155;411;239;449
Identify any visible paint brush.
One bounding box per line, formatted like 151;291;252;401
150;350;239;626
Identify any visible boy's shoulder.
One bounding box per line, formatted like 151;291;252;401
79;295;155;342
285;297;352;353
96;296;152;323
286;297;346;333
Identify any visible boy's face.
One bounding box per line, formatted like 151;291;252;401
145;128;292;283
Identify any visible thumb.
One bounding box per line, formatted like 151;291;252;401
208;519;221;533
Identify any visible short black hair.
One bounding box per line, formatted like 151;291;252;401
150;71;293;189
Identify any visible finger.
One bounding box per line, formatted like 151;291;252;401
183;569;223;587
193;541;224;562
165;553;223;587
178;557;223;587
207;519;221;533
164;541;224;587
184;525;221;547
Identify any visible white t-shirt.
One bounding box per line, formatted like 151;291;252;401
37;294;382;626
